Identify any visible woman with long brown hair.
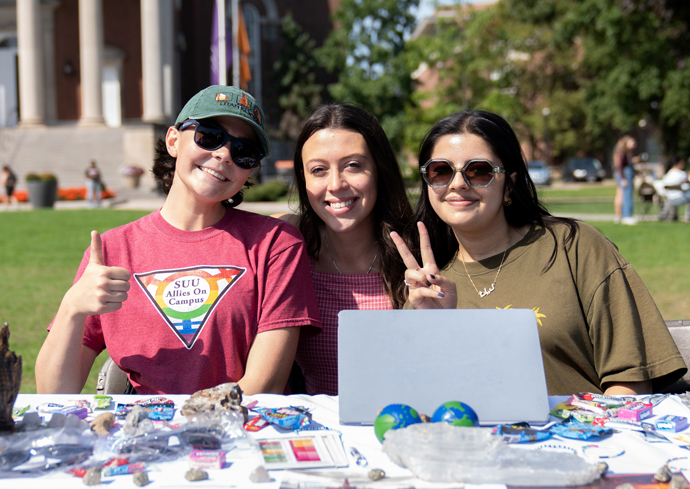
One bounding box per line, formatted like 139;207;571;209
277;103;413;395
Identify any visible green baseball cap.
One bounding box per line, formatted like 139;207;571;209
175;85;271;158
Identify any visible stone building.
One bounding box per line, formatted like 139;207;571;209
0;0;339;190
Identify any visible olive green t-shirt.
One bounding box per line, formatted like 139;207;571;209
424;222;686;395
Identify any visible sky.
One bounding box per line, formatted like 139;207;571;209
416;0;488;19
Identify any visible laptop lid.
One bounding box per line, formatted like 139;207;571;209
337;309;550;426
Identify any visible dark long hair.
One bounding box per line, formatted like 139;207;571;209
152;137;248;208
414;110;577;270
293;104;413;308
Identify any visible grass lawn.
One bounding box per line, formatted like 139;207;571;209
1;204;688;394
0;210;149;394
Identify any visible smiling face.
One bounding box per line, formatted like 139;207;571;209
427;132;511;235
166;115;255;208
301;129;378;235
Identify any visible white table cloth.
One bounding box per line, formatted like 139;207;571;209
3;393;690;488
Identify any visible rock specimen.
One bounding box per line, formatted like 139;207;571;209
133;471;150;486
368;468;385;481
671;474;688;489
83;466;102;486
91;412;116;437
123;405;154;437
249;465;271;483
181;383;248;423
0;323;21;433
654;464;671;483
185;469;209;481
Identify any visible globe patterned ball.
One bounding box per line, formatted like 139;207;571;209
374;404;422;442
431;401;479;427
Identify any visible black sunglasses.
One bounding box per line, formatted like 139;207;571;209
421;158;506;188
178;119;264;170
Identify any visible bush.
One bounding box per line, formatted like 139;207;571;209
243;180;289;202
25;172;58;182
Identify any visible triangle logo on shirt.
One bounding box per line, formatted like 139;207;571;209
134;266;246;349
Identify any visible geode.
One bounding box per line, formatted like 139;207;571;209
0;323;21;433
181;383;248;423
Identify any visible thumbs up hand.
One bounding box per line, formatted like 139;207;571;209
63;231;131;317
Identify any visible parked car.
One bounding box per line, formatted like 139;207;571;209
563;157;606;182
526;160;552;186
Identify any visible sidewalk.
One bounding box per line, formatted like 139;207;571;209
0;184;655;221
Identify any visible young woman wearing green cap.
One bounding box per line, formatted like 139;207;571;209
36;86;321;395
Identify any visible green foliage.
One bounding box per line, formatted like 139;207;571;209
317;0;420;150
507;0;690;157
25;172;58;182
272;14;324;140
243;179;290;202
407;0;690;160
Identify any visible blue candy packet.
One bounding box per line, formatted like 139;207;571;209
256;406;311;430
548;419;614;440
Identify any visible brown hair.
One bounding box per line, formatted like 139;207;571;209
152;137;249;208
292;104;414;308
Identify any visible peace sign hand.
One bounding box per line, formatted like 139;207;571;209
390;222;457;309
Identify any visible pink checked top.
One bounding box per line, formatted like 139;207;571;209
295;266;392;395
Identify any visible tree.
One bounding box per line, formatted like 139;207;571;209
317;0;420;150
272;14;324;140
404;1;585;162
508;0;690;157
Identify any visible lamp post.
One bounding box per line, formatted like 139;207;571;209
542;107;551;166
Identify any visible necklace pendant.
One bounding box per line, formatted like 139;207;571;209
479;284;495;298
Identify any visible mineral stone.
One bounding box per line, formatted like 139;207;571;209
181;383;248;423
0;323;21;433
16;412;42;431
133;471;150;486
368;468;386;481
596;462;608;475
91;412;116;437
654;465;671;482
185;469;209;481
249;465;272;483
83;467;102;486
670;474;688;489
123;405;154;437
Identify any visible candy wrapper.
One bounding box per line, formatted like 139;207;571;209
256;407;311;430
92;395;113;410
492;424;552;443
116;397;176;421
548;420;613;440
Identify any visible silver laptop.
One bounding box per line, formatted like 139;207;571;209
337;309;550;426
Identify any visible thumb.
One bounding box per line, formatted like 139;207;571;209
89;230;105;266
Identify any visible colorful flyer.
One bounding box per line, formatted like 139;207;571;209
255;432;348;469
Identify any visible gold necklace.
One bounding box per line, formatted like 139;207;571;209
324;236;378;274
459;229;511;298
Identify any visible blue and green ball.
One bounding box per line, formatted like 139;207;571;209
373;404;423;442
431;401;479;427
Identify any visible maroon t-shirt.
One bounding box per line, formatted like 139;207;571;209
66;209;321;394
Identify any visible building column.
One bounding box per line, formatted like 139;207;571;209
78;0;105;125
16;0;45;126
141;0;166;124
161;0;176;119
